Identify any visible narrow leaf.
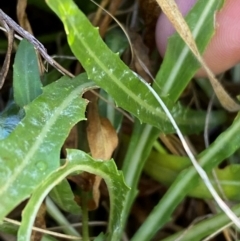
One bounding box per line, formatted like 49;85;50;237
145;152;240;200
155;0;239;111
46;0;225;134
13;39;42;107
154;0;224;102
162;203;240;241
98;90;123;131
49;179;81;214
132;113;240;241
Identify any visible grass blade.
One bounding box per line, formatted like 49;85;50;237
13;39;42;107
154;0;224;102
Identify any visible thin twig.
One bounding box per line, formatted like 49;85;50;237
0;26;23;41
0;9;74;78
48;221;107;230
89;0;134;65
3;218;82;240
0;12;134;122
0;20;14;88
136;72;240;229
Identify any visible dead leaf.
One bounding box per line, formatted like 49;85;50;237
17;0;33;34
91;0;122;37
156;0;240;112
85;99;118;210
0;22;14;89
92;0;110;26
87;100;118;160
68;173;100;210
68;94;118;210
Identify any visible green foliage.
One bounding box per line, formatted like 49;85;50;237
162;203;240;241
98;89;123;131
145;151;240;200
49;179;81;214
154;0;224;102
132;113;240;241
1;0;240;241
46;0;225;134
18;150;129;241
105;28;129;55
0;222;18;236
0;73;94;219
13;39;42;107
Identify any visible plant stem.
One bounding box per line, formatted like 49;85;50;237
45;197;80;237
121;121;160;233
81;191;90;241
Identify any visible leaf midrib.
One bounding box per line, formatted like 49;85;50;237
0;82;91;197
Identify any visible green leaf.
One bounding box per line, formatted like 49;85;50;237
192;165;240;200
121;122;160;230
45;0;225;134
132;112;240;241
41;235;58;241
162;203;240;241
105;28;129;55
0;74;95;220
18;150;130;241
98;89;123;131
154;0;224;102
0;221;18;236
49;179;81;214
13;39;43;107
144;152;191;186
145;151;240;200
94;232;106;241
45;196;80;237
